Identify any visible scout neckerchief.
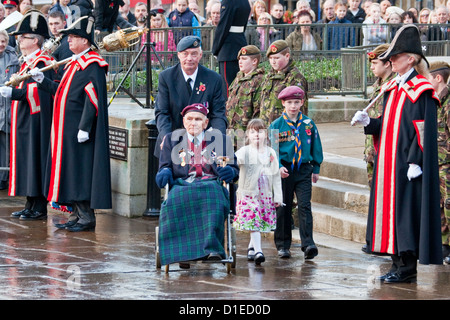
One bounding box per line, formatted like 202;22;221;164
282;111;302;170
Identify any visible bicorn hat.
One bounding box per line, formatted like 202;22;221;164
378;24;428;66
10;10;50;39
60;15;97;48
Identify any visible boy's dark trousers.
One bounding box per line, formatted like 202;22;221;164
274;161;316;251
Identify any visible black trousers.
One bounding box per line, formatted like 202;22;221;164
389;252;417;276
25;195;48;213
274;161;315;250
219;60;239;98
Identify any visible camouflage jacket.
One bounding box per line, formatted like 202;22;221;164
226;67;265;131
364;73;395;163
438;84;450;166
257;59;308;125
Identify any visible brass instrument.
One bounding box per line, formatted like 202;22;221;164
99;27;148;52
5;56;72;87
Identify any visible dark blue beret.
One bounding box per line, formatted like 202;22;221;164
177;36;202;52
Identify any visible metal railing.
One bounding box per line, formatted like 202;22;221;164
104;23;450;100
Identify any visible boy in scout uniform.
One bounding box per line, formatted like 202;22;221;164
269;86;323;260
428;61;450;265
257;40;308;125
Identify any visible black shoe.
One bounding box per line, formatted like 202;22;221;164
377;272;394;282
443;245;450;259
19;210;47;221
11;208;32;218
304;245;318;260
54;219;78;229
254;252;265;265
66;222;95;232
278;248;291;258
444;255;450;265
384;272;417;283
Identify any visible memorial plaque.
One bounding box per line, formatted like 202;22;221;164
109;126;128;161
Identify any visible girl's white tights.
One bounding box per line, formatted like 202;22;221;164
249;231;262;253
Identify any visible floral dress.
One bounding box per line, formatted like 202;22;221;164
233;146;281;232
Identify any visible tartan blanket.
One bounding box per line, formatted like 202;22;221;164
159;178;230;265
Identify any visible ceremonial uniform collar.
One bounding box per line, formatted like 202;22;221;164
394;67;415;88
24;49;41;65
181;67;198;84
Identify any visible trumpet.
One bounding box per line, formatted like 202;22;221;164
99;27;148;52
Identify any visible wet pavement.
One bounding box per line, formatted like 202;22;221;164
0;122;449;303
0;189;448;301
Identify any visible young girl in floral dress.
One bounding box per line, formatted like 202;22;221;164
233;119;283;265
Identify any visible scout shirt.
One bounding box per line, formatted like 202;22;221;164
269;112;323;174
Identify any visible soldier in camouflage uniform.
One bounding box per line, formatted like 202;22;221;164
226;45;265;132
363;44;395;188
257;40;308;125
428;61;450;265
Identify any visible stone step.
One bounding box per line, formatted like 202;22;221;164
311;202;367;244
321;152;369;186
312;176;370;215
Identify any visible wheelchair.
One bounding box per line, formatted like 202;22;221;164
155;183;237;273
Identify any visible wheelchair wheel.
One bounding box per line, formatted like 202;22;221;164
155;226;161;269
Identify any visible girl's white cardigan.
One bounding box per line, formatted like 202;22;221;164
235;145;283;205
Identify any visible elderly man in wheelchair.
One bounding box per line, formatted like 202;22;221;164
155;103;239;268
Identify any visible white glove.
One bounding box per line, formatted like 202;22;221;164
0;86;12;98
30;67;44;83
407;163;422;181
77;130;89;143
351;110;370;126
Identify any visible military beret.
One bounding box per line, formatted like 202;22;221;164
237;45;261;59
278;86;305;100
429;61;450;73
181;103;209;117
177;35;202;52
367;43;390;62
266;40;289;57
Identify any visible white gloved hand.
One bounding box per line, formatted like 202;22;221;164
351;110;370;126
77;130;89;143
0;86;12;98
30;67;44;83
407;163;422;181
